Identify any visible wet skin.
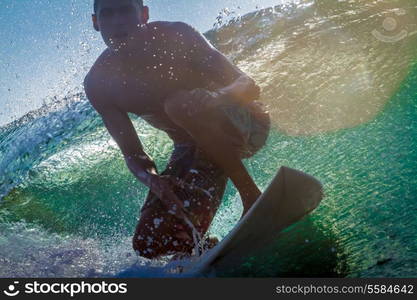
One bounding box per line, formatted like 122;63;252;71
84;1;262;258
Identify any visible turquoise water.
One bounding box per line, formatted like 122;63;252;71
0;0;416;277
220;63;417;277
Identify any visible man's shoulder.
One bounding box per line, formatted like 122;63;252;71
150;20;191;30
83;55;115;112
84;49;112;94
149;21;199;38
84;67;101;100
83;71;97;99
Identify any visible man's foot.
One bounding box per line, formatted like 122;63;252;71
169;235;219;262
203;235;219;250
170;252;192;262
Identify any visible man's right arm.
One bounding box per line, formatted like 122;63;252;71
84;76;186;217
101;107;158;188
84;82;156;188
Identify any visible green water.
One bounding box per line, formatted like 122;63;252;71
221;61;417;277
2;61;416;277
1;0;417;276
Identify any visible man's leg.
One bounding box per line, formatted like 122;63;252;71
133;145;228;258
164;99;261;215
133;206;194;259
133;181;226;259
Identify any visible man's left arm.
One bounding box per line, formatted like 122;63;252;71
179;22;260;106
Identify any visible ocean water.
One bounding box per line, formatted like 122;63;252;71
0;0;416;278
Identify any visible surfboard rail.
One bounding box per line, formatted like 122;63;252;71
185;166;324;275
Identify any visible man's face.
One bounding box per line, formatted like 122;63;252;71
94;0;148;52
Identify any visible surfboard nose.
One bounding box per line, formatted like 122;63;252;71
186;166;324;275
279;166;324;212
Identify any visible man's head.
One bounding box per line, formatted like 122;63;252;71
93;0;144;15
92;0;149;52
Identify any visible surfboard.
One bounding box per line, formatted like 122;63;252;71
182;166;324;276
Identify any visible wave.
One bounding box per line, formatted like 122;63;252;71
2;0;416;201
1;0;417;277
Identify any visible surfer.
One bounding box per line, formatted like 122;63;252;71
84;0;270;259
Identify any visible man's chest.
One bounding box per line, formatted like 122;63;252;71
101;58;204;115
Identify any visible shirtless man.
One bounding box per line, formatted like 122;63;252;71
84;0;270;259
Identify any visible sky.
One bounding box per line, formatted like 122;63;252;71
0;0;288;127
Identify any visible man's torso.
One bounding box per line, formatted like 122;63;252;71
85;21;218;143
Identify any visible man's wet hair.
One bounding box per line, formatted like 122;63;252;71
94;0;144;14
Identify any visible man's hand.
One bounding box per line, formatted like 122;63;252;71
148;174;187;220
167;76;260;118
217;75;261;105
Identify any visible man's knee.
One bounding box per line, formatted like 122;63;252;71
164;94;190;124
132;213;165;259
132;219;193;259
132;230;161;259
